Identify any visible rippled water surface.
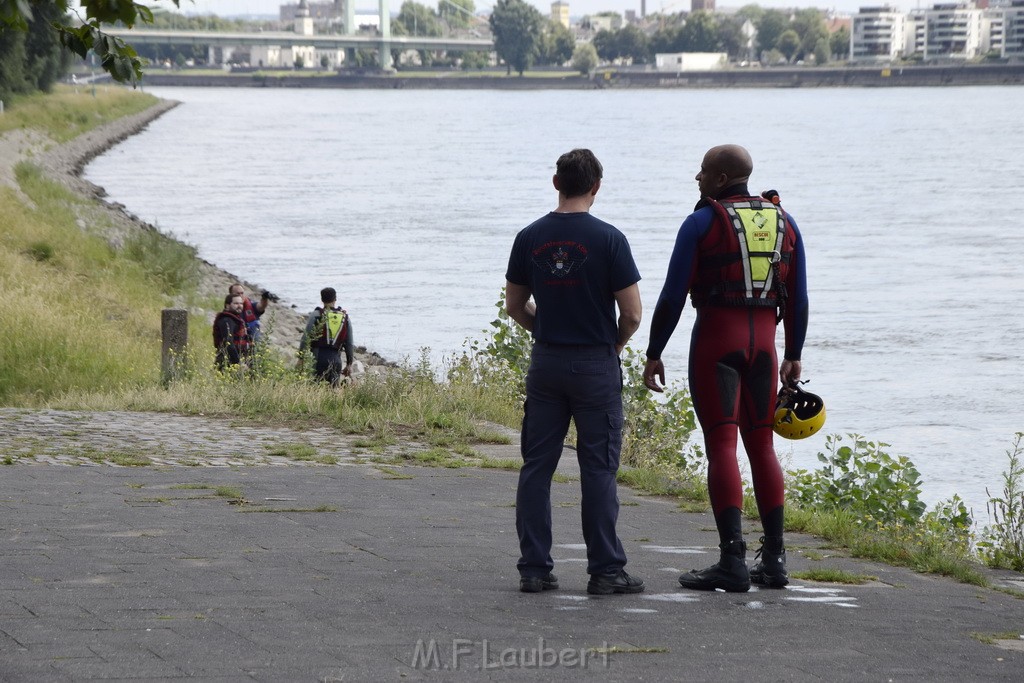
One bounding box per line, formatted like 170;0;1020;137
85;85;1024;517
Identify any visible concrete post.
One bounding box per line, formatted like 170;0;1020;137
161;309;189;385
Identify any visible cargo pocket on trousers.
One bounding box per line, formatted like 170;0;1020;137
607;412;623;470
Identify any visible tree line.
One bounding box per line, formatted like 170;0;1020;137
489;0;852;75
1;0;855;93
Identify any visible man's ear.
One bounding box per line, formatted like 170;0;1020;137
552;174;560;192
590;178;601;196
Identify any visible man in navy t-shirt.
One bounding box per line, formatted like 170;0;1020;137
505;148;645;596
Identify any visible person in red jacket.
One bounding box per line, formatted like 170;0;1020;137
643;144;809;592
213;294;251;371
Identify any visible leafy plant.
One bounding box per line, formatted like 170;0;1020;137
787;433;928;527
460;288;702;479
618;347;703;477
977;433;1024;571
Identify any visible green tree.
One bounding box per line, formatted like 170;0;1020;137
460;49;488;69
1;0;183;85
489;0;543;76
539;19;575;66
0;1;69;100
756;9;789;58
438;0;475;29
776;29;800;63
616;24;650;64
813;36;830;65
679;10;718;52
592;28;618;62
572;42;597;75
396;1;441;37
830;26;850;61
715;15;747;60
735;4;764;25
792;8;827;61
650;24;683;55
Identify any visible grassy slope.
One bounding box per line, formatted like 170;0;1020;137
0;87;201;404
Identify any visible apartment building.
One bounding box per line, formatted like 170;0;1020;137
850;1;1023;61
851;6;907;61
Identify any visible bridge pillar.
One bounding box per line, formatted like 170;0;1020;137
345;0;355;35
379;0;393;70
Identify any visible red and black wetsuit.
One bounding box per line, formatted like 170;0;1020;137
647;185;808;540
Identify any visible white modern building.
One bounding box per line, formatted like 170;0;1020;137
1003;0;1024;58
851;6;907;61
908;3;984;59
849;2;1011;61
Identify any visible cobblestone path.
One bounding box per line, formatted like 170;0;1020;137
0;408;405;468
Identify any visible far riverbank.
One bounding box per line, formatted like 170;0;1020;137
136;62;1024;89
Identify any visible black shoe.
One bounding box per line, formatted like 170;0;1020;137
520;573;559;593
587;570;645;595
678;540;750;593
750;536;789;588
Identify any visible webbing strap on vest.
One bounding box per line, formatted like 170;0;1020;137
324;310;346;346
721;199;786;302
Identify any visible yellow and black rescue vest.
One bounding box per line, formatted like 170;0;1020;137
311;307;349;349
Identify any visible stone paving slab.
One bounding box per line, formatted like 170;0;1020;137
2;410;1024;681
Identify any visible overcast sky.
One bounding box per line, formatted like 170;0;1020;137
134;0;927;20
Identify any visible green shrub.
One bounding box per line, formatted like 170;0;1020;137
787;433;928;527
978;433;1024;571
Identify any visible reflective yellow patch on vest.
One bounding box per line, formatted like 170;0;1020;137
735;207;779;282
325;310;346;345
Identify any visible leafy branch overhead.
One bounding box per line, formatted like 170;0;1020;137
0;0;181;85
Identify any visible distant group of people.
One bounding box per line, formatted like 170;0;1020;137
212;284;354;386
507;145;808;595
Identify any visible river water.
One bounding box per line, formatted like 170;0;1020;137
85;85;1024;521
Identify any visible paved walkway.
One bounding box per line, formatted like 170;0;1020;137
2;409;1024;681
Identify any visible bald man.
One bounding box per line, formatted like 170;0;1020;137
643;144;809;592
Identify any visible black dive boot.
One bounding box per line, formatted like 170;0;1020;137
750;535;788;588
678;540;750;593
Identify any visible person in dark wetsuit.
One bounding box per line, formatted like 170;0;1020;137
642;144;809;592
505;148;645;596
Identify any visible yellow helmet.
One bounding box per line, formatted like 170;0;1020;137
773;383;826;440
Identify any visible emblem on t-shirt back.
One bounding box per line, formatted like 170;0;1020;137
533;241;588;278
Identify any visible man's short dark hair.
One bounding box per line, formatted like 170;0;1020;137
224;294;238;307
555;148;603;198
320;287;337;304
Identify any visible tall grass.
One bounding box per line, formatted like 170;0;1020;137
0;164;201;404
0;84;158;142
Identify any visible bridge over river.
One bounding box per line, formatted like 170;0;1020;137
106;28;494;70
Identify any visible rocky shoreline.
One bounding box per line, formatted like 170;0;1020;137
5;96;391;370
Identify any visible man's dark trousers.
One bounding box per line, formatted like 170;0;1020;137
312;347;343;386
516;342;628;578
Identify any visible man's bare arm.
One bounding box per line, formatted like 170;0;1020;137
613;283;642;354
505;281;536;332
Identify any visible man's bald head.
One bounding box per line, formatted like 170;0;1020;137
696;144;753;200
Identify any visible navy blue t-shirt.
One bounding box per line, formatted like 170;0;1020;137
505;211;641;346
